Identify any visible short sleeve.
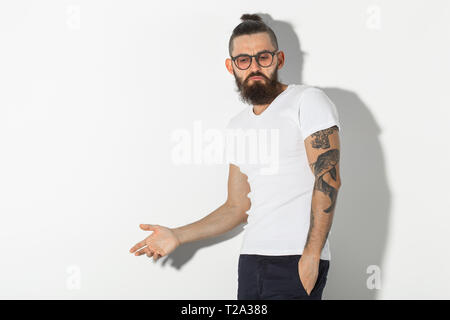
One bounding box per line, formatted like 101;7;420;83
298;87;342;141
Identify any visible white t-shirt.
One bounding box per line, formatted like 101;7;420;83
224;84;341;259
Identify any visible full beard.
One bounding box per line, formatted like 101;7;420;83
234;69;283;106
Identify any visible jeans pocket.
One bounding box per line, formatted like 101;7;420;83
294;256;331;296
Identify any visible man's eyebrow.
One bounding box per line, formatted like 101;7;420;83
234;49;272;56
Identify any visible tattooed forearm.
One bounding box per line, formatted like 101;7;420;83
310;125;339;149
303;167;337;255
311;149;340;213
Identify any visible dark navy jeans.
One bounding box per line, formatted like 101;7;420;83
237;254;330;300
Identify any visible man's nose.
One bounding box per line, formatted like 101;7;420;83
248;56;262;73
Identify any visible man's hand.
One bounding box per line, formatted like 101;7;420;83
129;224;181;261
297;255;320;296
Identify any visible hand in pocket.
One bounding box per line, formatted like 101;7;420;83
297;255;320;296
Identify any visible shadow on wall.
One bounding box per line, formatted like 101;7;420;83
160;13;392;300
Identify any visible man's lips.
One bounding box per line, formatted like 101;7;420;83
250;76;264;80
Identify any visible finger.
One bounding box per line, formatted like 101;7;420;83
134;246;148;256
153;247;163;261
146;247;154;258
151;244;164;256
140;224;156;231
130;239;147;253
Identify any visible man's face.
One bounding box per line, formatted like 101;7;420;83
227;32;285;106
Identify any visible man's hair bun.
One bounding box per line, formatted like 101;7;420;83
240;14;263;23
229;13;278;57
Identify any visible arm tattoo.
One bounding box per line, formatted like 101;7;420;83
304;128;340;251
310;125;339;149
311;149;339;213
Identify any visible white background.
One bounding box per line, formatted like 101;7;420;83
0;0;449;299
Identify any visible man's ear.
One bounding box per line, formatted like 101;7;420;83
225;58;234;75
276;51;285;69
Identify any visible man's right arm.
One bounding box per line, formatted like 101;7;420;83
172;164;251;245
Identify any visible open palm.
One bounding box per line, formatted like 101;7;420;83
129;224;180;261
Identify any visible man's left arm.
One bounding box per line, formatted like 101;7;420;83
298;125;342;295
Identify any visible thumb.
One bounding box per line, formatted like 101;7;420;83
140;224;156;231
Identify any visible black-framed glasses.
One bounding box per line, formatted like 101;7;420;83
231;50;279;70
